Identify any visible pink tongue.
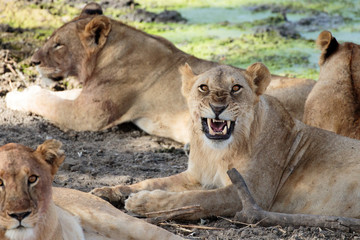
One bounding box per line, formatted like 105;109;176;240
211;121;226;132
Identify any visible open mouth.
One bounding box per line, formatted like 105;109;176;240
201;118;235;140
36;66;65;82
37;67;64;81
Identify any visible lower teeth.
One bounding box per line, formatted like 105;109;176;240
209;125;227;135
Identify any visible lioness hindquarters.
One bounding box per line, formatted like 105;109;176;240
271;126;360;218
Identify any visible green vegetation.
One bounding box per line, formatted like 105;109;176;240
1;0;358;80
1;1;65;29
128;21;317;78
137;0;360;15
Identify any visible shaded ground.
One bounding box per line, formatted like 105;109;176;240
1;1;360;239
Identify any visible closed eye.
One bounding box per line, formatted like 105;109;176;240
53;43;63;50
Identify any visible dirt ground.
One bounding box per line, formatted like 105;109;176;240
1;3;360;240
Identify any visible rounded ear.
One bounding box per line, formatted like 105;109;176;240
179;63;197;99
80;15;111;54
35;139;65;177
80;2;103;18
316;30;339;65
246;62;271;96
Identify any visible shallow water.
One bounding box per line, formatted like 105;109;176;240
178;7;273;24
158;27;247;43
174;7;319;76
160;5;359;78
303;29;360;44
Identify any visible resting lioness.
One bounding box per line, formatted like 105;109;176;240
5;3;314;144
304;30;360;139
0;140;182;240
92;63;360;220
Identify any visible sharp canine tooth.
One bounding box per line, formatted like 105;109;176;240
222;125;227;135
209;126;215;135
227;120;231;129
207;118;215;135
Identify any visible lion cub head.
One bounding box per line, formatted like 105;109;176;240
180;63;271;149
31;3;111;82
0;140;64;240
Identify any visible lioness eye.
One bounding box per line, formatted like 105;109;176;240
0;179;3;186
198;84;209;92
28;175;38;185
232;84;242;93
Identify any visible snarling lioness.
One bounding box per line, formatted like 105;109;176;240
92;63;360;220
304;31;360;139
5;3;314;144
0;140;181;240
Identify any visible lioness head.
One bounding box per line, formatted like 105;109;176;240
31;3;111;82
0;140;64;240
180;63;271;149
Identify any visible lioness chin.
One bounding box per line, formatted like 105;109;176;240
304;30;360;139
92;63;360;220
5;2;314;144
0;140;182;240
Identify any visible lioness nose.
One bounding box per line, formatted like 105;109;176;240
8;211;31;221
210;104;228;117
30;52;41;66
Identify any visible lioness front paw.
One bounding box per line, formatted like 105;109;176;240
5;86;42;112
125;190;177;215
90;185;132;208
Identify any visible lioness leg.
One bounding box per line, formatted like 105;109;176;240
91;171;202;207
6;87;111;131
53;188;182;240
125;185;241;220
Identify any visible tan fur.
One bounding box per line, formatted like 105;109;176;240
92;64;360;220
0;140;182;240
5;3;314;144
304;31;360;139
